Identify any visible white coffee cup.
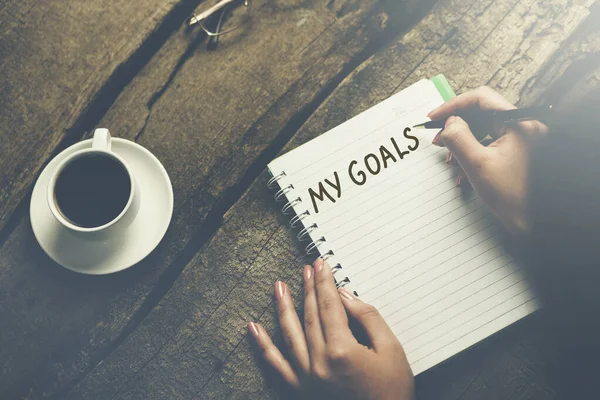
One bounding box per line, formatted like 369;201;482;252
46;129;141;240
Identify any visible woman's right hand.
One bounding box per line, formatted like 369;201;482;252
428;87;548;237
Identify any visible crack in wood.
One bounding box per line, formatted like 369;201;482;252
297;19;338;56
472;0;524;54
387;0;487;96
0;1;206;256
133;29;209;143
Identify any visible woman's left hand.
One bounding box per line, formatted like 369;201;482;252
247;258;414;400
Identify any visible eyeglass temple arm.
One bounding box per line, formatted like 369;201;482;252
189;0;239;26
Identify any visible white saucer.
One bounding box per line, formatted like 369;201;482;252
30;138;174;274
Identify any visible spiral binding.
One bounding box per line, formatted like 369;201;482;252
336;277;351;288
290;210;310;228
321;249;335;261
274;184;294;202
268;171;286;189
269;169;358;297
282;198;302;215
297;223;318;241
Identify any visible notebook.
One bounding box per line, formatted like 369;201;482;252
267;75;538;375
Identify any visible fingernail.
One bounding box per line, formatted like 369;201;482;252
275;281;286;300
445;116;457;128
338;288;354;301
448;153;458;166
314;258;323;273
446;152;453;164
304;265;312;281
432;131;443;147
456;175;463;187
248;322;260;339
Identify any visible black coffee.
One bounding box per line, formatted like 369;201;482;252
54;154;131;228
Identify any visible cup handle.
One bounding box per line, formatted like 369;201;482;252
92;128;112;152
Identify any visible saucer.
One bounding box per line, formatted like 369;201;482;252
30;138;174;274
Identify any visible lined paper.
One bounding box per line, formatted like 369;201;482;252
268;79;537;375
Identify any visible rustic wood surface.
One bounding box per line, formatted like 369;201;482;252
0;0;204;235
0;0;438;398
1;0;599;399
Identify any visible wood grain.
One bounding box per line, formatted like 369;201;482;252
0;1;439;398
0;0;199;236
63;0;598;399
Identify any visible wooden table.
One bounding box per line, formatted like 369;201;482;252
1;0;599;398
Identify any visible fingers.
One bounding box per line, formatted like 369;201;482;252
517;119;548;138
428;86;547;141
428;86;515;120
248;322;301;389
435;116;487;177
275;281;310;373
337;288;399;352
313;258;351;342
303;264;326;362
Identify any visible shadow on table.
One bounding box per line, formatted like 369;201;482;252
26;221;167;292
417;84;600;400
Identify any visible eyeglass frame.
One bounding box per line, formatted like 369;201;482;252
189;0;252;37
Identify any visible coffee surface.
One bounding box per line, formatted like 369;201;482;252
55;154;131;228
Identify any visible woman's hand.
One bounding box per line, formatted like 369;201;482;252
429;86;548;237
248;258;414;400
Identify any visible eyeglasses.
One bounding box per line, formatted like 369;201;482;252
189;0;252;37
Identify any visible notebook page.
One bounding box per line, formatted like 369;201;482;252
268;79;538;375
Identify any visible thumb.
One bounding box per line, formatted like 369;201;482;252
338;288;398;352
438;116;487;175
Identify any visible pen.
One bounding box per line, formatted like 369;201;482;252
413;105;553;138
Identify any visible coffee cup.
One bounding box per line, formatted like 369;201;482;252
47;129;141;239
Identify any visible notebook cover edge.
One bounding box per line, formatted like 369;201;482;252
431;74;456;101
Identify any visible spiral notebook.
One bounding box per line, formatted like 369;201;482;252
267;75;538;375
